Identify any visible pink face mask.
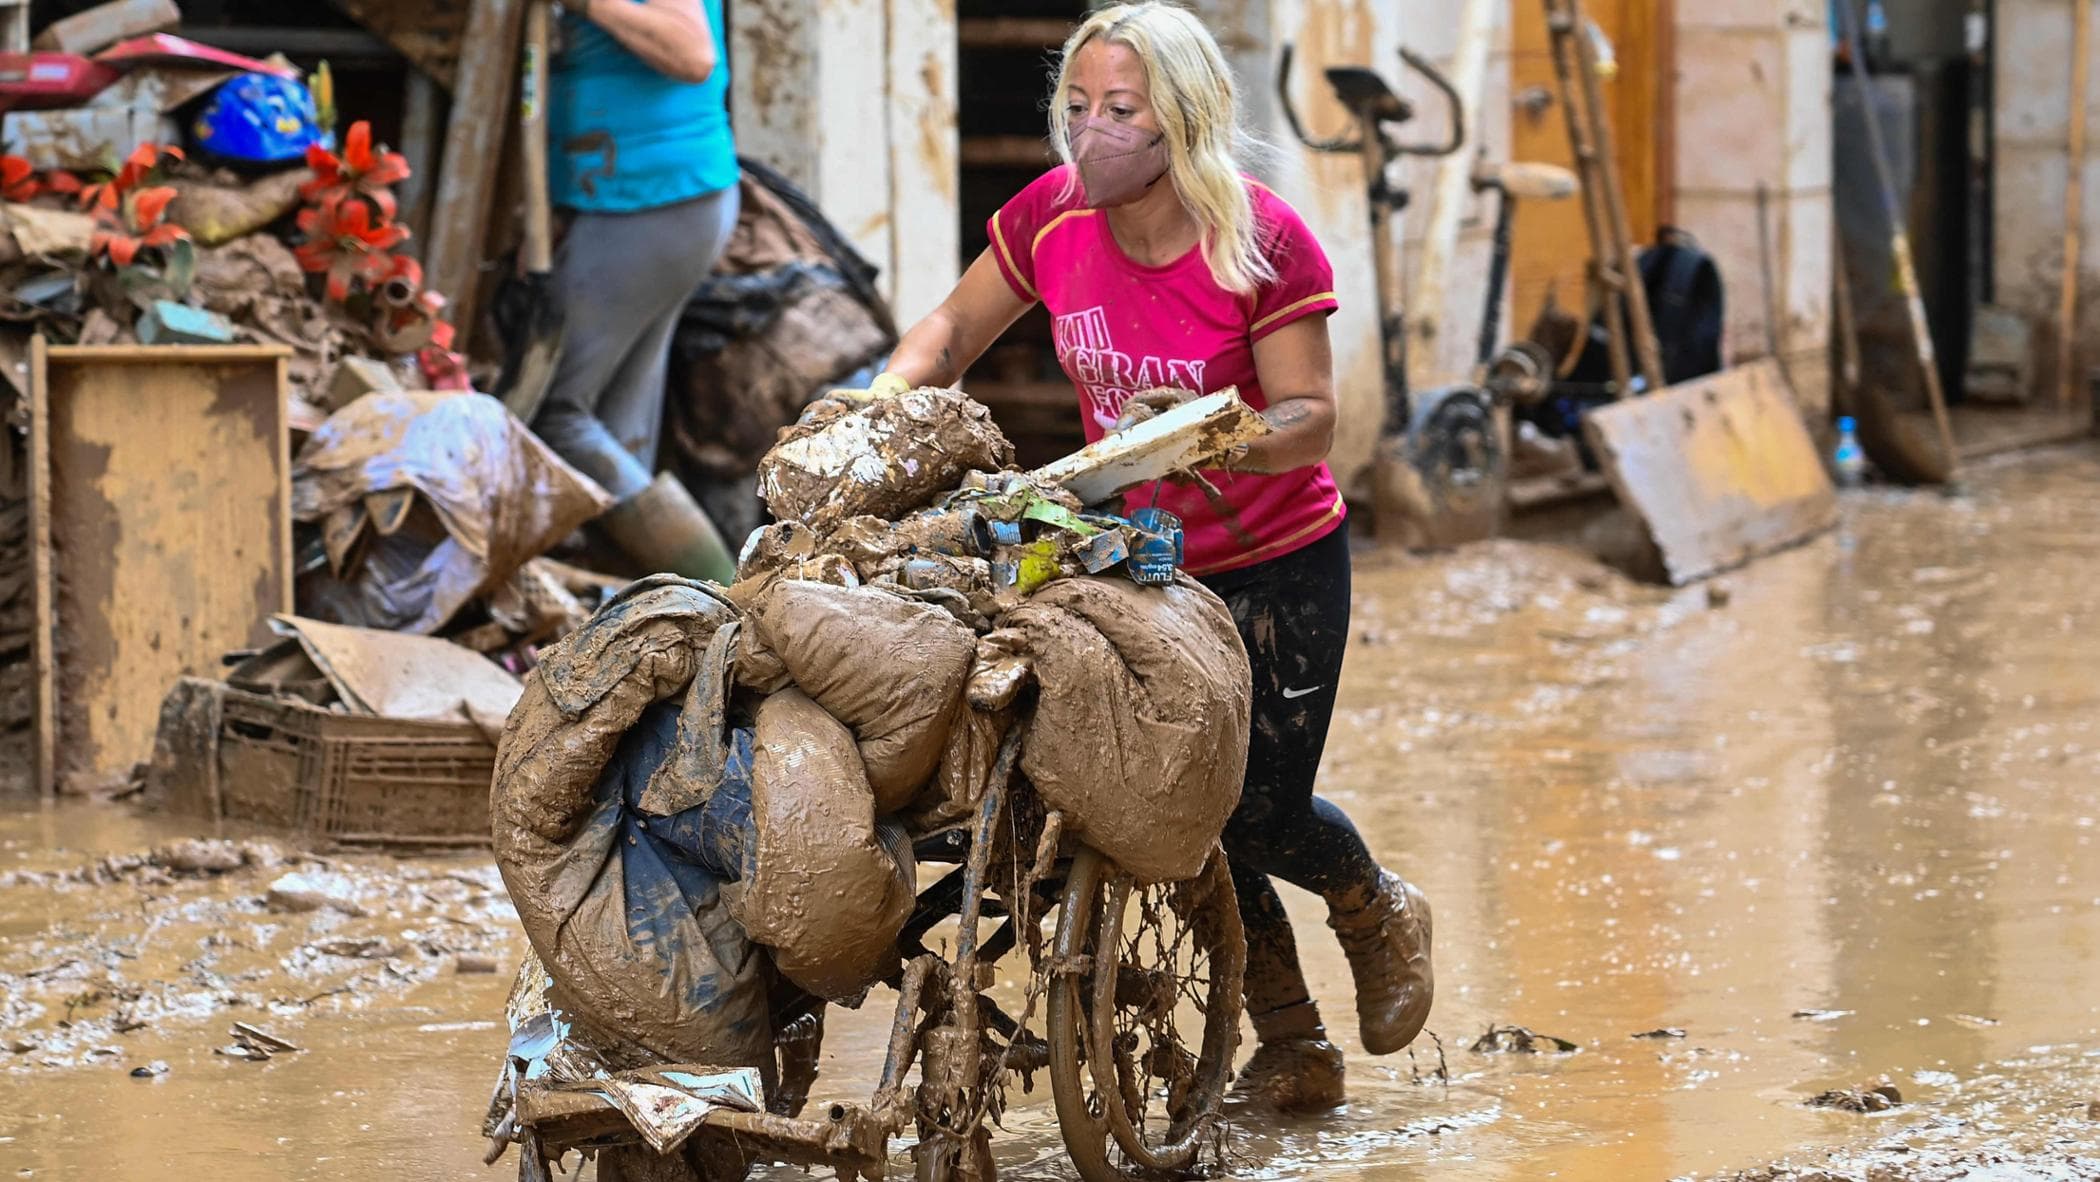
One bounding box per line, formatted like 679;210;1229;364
1070;116;1170;208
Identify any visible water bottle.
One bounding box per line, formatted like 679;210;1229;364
1864;0;1890;70
1833;415;1867;488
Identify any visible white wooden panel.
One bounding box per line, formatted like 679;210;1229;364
885;0;960;326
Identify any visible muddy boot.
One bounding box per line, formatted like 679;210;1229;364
1233;1000;1345;1112
597;471;737;584
1327;871;1434;1055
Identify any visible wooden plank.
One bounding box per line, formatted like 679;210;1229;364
28;334;53;796
425;0;525;339
959;134;1054;169
1894;404;2097;463
957;17;1072;50
39;347;293;792
397;69;445;243
275;354;294;609
1028;389;1270;506
886;0;958;326
31;0;178;55
326;0;469;87
48;344;292;362
1582;359;1836;585
826;0;893;313
1507;469;1611;513
2060;0;2092;409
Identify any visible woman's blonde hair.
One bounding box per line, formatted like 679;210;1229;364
1049;2;1275;294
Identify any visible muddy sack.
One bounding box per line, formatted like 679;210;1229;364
1003;575;1251;883
744;579;976;811
757;388;1013;527
729;689;916;1002
491;578;774;1069
292;392;614;633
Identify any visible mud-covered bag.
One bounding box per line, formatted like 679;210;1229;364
757;388;1012;527
490;579;775;1069
292;391;613;634
1004;575;1251;883
743;579;975;812
729;689;915;1002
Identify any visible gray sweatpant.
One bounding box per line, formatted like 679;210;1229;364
533;184;741;500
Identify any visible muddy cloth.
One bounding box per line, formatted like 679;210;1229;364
1002;574;1250;883
1197;525;1380;1010
742;579;976;811
532;185;741;500
757;388;1014;528
491;577;775;1068
293;392;614;634
728;689;916;1002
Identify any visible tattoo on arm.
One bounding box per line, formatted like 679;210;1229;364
1265;401;1314;430
937;346;954;380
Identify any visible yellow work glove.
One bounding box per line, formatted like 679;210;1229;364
823;371;911;408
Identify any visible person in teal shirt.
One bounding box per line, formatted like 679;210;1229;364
533;0;740;581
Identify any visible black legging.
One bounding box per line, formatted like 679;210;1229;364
1199;524;1380;1016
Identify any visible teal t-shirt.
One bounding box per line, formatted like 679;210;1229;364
548;0;737;212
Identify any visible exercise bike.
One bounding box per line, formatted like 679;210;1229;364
1278;45;1574;546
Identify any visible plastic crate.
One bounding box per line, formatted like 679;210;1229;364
207;684;494;847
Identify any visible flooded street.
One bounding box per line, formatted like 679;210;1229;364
5;445;2100;1180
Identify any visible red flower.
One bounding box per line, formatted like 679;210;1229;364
301;121;410;222
1;156;41;203
295;198;412;301
78;143;182;212
89;185;189;267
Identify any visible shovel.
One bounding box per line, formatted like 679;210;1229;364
495;0;563;425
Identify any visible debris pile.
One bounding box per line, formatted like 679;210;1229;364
1806;1079;1905;1114
147;610;534;846
0;0;461;412
0;837;517;1070
486;388;1258;1146
0;3;914;806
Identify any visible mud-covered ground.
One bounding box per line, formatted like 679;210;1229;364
4;445;2099;1180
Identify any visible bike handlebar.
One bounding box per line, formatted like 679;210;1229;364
1274;42;1466;159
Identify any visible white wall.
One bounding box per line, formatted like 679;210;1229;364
1995;0;2098;389
729;0;959;329
1671;0;1835;424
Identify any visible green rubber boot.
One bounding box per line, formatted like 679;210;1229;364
597;472;737;585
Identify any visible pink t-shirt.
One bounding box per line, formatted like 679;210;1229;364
988;166;1347;577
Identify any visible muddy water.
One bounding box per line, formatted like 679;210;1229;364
6;446;2100;1180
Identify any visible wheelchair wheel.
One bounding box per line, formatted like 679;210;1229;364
1046;845;1244;1182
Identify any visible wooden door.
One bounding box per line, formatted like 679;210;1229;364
1508;0;1671;343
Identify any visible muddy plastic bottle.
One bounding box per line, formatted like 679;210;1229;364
1833;415;1867;488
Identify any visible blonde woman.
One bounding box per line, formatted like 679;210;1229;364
849;2;1433;1108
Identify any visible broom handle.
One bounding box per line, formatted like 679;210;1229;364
520;0;554;275
1833;0;1959;476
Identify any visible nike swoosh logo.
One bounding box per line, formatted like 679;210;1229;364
1281;685;1322;700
